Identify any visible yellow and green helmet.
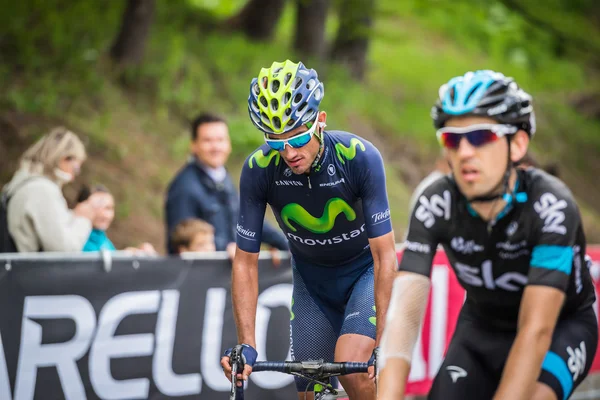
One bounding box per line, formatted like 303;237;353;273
247;60;324;135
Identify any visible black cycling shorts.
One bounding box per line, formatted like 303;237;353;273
428;305;598;400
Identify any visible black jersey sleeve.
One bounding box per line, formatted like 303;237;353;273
527;175;581;292
398;178;447;277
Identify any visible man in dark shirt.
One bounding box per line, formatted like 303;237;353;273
165;113;288;258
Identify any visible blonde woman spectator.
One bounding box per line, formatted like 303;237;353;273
171;218;216;254
2;127;100;252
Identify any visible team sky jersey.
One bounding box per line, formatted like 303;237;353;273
400;167;596;330
236;130;393;267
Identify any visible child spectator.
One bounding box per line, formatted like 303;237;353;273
170;218;216;254
78;184;156;254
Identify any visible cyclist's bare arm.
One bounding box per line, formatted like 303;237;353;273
368;231;397;346
493;285;565;400
378;271;431;400
232;248;260;347
219;248;260;383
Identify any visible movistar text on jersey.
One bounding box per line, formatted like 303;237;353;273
287;224;366;245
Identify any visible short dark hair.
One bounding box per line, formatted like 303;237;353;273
77;184;111;203
191;113;226;141
170;218;214;250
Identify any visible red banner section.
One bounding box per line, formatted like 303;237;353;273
403;246;600;396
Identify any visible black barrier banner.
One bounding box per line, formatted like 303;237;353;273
0;256;296;400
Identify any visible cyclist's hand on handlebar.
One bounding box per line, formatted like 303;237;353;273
221;344;258;386
368;346;380;381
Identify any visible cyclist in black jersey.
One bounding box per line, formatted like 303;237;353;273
378;70;598;400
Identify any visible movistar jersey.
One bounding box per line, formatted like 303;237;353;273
400;168;596;330
237;130;392;266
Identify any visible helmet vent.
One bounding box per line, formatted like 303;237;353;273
465;82;482;104
287;118;295;126
252;83;260;96
273;116;281;130
293;93;303;105
259;95;268;108
251;100;260;112
271;79;280;93
261;112;270;124
294;77;303;90
306;79;316;90
298;102;308;113
284;73;292;85
283;92;291;105
271;98;279;111
285;108;292;116
314;88;323;101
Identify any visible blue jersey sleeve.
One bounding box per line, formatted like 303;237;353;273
236;152;269;253
353;140;393;238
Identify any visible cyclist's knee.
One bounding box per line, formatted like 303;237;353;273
335;333;375;362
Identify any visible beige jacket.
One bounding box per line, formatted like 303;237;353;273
3;168;92;252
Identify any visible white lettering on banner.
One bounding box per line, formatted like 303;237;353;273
154;290;201;396
455;260;528;291
533;193;567;235
202;288;229;391
90;291;160;400
15;295;96;400
252;284;294;390
415;190;451;229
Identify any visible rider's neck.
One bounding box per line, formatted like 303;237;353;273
305;137;326;175
469;169;518;222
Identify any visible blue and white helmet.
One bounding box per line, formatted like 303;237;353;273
432;70;536;136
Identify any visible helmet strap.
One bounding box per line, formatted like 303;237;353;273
309;126;325;173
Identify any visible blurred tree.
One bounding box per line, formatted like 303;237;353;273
111;0;156;65
330;0;375;80
226;0;286;41
294;0;330;59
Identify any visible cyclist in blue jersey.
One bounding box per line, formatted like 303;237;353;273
378;70;598;400
220;60;398;399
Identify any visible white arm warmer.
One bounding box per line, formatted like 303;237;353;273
379;273;431;369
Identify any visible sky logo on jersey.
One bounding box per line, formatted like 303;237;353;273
248;148;281;169
415;190;451;228
335;138;366;164
534;192;567;235
281;197;356;233
455;260;528;291
567;341;586;381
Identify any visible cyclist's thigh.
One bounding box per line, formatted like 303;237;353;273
428;318;497;400
538;306;598;400
339;265;376;340
291;265;341;392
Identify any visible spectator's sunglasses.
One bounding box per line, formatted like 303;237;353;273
264;113;319;151
436;124;518;149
